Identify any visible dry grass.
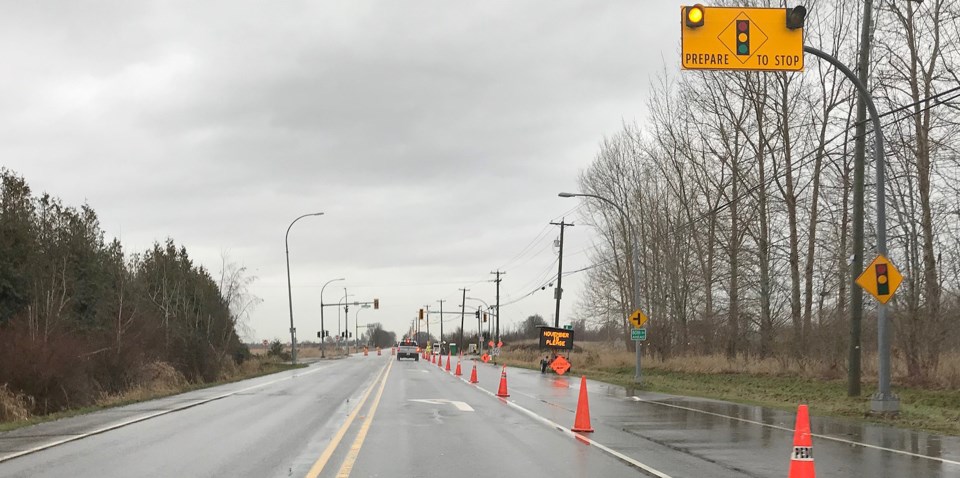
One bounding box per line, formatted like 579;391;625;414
0;384;32;423
248;344;349;359
502;342;960;390
91;358;300;415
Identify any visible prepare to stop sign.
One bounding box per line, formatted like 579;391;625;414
681;5;805;72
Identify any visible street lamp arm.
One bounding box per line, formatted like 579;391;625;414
465;297;490;308
320;278;346;305
558;192;626;219
285;212;324;252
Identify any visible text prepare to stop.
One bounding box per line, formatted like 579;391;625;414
684;52;802;68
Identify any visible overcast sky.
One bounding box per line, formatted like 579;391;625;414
2;1;687;343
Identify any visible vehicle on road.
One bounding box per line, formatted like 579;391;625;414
397;339;420;361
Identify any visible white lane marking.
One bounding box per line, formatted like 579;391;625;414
454;371;672;477
628;396;960;467
0;365;330;464
409;399;474;412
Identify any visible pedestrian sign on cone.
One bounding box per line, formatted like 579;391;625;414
496;365;510;397
469;362;479;384
788;404;815;478
571;376;594;433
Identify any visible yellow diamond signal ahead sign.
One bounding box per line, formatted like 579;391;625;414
629;309;648;329
681;6;804;71
856;254;903;304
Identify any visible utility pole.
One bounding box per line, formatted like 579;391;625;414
423;305;431;347
343;288;350;353
491;270;505;343
849;0;875;399
550;219;573;328
437;299;446;353
459;288;469;350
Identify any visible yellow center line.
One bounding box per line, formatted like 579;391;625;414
304;361;389;478
335;359;393;477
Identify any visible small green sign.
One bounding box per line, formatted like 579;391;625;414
631;328;647;341
563;324;573;330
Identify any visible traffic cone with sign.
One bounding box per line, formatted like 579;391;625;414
496;365;510;397
788;404;816;478
469;362;479;383
571;376;594;433
445;352;452;372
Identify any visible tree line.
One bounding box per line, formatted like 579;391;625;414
573;0;960;384
0;169;252;415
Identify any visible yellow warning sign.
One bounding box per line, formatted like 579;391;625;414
855;254;903;304
628;309;648;329
681;6;804;71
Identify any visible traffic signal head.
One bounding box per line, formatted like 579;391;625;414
786;6;807;30
475;309;480;319
483;313;488;323
317;331;322;338
685;4;705;28
876;263;890;295
373;298;379;310
736;20;750;56
419;308;424;320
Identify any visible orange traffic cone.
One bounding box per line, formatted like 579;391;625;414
431;353;436;364
469;362;479;383
788;404;815;477
445;352;452;372
455;359;462;376
363;348;368;356
496;366;510;397
377;347;381;356
391;347;395;356
571;376;594;433
438;353;444;368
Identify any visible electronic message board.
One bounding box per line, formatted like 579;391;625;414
539;326;574;350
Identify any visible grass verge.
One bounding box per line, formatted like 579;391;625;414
499;351;960;437
0;360;305;433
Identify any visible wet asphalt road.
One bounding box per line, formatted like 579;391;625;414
1;352;958;477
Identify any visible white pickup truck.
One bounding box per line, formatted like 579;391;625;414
396;340;420;361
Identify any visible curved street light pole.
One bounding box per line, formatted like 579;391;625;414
559;192;642;383
320;277;345;358
285;212;324;365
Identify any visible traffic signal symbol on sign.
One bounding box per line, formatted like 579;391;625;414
736;20;749;56
855;254;902;304
373;298;379;310
628;309;648;328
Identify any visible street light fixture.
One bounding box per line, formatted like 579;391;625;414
320;277;345;358
559;191;643;384
285;212;324;365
